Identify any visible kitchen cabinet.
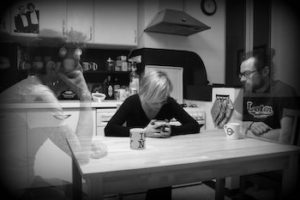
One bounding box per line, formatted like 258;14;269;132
0;109;29;190
66;0;93;43
9;0;41;36
0;7;11;34
5;0;137;46
96;108;117;136
9;0;93;42
39;0;93;41
38;0;67;38
93;0;137;46
30;107;95;186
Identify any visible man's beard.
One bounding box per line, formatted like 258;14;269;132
244;79;266;93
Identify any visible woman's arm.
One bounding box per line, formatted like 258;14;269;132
169;100;200;136
104;99;131;137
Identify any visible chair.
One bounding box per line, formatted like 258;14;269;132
239;108;300;199
281;108;300;146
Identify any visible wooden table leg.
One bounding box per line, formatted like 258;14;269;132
281;154;298;199
86;177;104;200
215;178;225;200
72;158;82;200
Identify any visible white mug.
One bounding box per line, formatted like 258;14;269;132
90;62;98;71
130;128;145;150
82;62;91;71
224;122;241;140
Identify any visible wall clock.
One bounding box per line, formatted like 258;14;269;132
201;0;217;16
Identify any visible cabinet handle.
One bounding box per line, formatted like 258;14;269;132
62;20;66;36
134;30;137;44
89;26;93;41
53;114;71;120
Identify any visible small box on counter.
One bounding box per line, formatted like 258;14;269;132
117;55;127;61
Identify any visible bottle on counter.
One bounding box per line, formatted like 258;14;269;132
114;77;120;91
106;57;115;71
129;62;139;95
104;75;114;100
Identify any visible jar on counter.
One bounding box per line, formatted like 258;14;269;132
106;57;115;71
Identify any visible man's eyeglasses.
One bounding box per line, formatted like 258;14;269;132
239;70;257;79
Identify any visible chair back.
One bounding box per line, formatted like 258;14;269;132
282;108;300;146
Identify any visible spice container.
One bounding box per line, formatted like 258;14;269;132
106;57;115;71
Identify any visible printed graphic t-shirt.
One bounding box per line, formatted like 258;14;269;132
235;80;297;129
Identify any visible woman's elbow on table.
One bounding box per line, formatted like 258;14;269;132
104;123;117;137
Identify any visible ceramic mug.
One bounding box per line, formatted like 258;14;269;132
90;62;98;71
82;62;91;71
130;128;145;150
224;122;241;140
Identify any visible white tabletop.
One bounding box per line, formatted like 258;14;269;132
67;130;300;176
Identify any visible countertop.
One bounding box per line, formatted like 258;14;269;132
0;100;123;110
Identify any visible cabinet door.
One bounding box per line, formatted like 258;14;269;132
63;108;96;136
9;0;67;37
38;0;67;38
30;108;95;187
9;0;41;36
27;108;72;186
66;0;93;43
94;0;137;46
0;7;11;34
0;110;29;190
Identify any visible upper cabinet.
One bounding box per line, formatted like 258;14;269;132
0;6;11;34
9;0;41;37
66;0;93;43
3;0;137;47
93;0;137;47
39;0;93;42
38;0;67;38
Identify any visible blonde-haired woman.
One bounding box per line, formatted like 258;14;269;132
105;70;201;200
105;70;200;137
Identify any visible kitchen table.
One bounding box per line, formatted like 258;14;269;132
66;130;300;200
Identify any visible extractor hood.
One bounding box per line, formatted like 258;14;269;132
144;9;210;36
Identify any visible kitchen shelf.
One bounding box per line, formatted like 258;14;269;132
83;70;130;85
83;71;130;75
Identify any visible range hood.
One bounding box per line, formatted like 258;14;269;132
144;9;210;36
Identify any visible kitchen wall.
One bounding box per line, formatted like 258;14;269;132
271;0;300;95
137;0;226;85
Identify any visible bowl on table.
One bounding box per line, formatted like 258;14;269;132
92;93;106;102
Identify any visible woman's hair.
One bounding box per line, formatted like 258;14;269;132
139;70;173;102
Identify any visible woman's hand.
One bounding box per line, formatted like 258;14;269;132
144;120;171;138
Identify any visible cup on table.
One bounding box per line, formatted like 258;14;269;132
224;122;242;139
130;128;146;150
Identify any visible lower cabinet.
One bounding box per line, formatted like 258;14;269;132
0;109;28;191
96;108;117;136
30;107;95;187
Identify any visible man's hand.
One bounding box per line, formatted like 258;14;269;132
249;122;272;136
56;64;91;101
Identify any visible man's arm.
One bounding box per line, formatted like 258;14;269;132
246;128;280;142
